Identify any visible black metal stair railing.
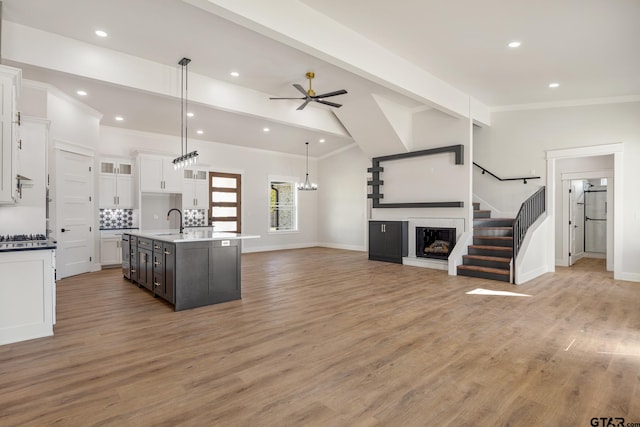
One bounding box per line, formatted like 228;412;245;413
473;162;541;184
512;186;546;282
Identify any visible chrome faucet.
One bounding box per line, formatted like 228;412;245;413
167;208;184;234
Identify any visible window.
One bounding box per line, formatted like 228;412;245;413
269;179;297;232
210;172;241;232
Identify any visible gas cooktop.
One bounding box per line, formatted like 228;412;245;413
0;234;48;242
0;234;55;251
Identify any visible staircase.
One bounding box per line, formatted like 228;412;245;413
457;202;513;283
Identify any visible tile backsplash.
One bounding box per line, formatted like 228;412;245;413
100;209;136;229
185;209;207;227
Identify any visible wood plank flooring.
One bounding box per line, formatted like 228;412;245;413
1;249;639;426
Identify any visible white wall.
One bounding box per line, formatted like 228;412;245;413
474;101;640;282
317;145;369;251
371;109;473;230
99;126;318;252
47;93;101;150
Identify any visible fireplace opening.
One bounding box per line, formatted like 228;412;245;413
416;227;456;260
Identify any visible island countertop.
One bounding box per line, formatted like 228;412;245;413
125;229;260;243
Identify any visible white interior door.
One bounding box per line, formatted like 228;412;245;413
56;150;93;279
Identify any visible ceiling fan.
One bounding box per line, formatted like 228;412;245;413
270;72;347;110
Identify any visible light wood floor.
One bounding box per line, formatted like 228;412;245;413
1;249;639;426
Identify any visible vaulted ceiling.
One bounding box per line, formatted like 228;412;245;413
1;0;638;157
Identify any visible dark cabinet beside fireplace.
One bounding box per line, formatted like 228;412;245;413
369;221;408;264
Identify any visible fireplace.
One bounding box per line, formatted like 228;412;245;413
416;227;456;260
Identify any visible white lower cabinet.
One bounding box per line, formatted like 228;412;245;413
0;249;56;345
100;233;123;266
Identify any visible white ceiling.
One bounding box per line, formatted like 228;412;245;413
2;0;638;156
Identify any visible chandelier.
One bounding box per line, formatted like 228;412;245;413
297;142;317;191
173;57;198;169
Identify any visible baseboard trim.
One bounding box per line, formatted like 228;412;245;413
515;265;550;285
242;243;317;253
614;271;640;282
317;242;366;252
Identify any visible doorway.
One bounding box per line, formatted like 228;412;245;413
547;143;622;278
568;178;608;266
209;172;241;232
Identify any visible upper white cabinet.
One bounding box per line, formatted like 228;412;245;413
182;168;209;210
99;158;134;208
138;155;182;193
0;65;21;204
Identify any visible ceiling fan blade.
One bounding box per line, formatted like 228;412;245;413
297;99;311;110
313;89;347;98
269;97;305;100
293;84;309;97
316;99;342;108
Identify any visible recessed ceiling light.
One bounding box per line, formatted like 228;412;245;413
187;112;194;117
95;30;108;38
76;90;87;96
196;130;204;135
508;41;521;48
319;139;325;143
230;71;240;77
548;82;560;88
114;116;124;121
263;127;270;132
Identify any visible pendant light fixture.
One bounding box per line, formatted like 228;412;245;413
297;142;317;191
173;57;198;169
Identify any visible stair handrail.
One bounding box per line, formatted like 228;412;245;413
512;187;546;279
473;162;541;184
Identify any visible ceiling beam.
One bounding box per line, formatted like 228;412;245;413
184;0;491;126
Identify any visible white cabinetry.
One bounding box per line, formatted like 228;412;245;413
139;155;182;193
100;233;123;266
99;158;134;208
0;249;55;345
0;65;21;204
182;168;209;210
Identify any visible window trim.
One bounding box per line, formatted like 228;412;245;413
268;175;298;233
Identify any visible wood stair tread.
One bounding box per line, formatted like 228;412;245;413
474;226;513;230
478;218;514;221
457;265;510;275
463;255;512;262
469;245;513;252
474;236;513;241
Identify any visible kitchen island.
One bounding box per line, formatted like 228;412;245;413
123;230;259;311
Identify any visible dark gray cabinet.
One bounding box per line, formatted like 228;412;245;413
174;239;240;311
152;241;175;304
369;221;408;264
136;237;153;290
124;234;241;311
